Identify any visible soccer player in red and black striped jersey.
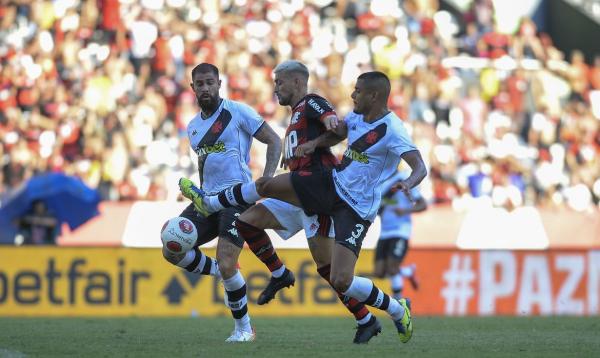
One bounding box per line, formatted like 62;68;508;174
183;60;381;343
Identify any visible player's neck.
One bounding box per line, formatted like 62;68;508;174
363;106;390;123
200;98;223;119
289;91;307;109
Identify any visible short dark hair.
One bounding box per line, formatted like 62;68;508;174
191;63;219;79
357;71;391;100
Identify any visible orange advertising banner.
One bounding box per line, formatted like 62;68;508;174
1;247;598;316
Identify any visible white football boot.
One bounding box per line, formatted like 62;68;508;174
225;328;256;342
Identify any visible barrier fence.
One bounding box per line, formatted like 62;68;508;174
1;247;599;317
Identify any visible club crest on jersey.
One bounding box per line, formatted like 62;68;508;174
366;131;378;144
290;111;301;124
195;141;226;156
343;148;369;164
211;121;223;134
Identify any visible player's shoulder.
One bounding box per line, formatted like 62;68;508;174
305;93;334;114
385;112;410;134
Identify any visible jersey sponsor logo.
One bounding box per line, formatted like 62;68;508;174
339;123;387;170
194;141;225;156
343;148;369;164
333;175;358;205
307;98;325;115
194;110;232;156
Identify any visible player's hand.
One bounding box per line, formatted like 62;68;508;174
323;114;339;131
391;181;415;204
294;140;317;157
279;156;288;169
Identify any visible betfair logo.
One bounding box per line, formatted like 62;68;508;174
195;141;226;156
343;148;369;164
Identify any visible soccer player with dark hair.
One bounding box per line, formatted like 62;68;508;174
161;62;281;342
225;60;381;343
181;71;426;343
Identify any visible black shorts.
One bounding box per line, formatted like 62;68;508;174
374;237;409;262
291;170;370;256
179;203;248;248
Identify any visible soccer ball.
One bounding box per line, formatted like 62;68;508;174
161;217;197;254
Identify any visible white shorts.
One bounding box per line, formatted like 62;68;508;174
260;198;334;240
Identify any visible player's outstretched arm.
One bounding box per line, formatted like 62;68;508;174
294;119;347;157
254;122;283;177
393;150;427;202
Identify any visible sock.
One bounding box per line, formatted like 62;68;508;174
271;265;286;278
390;272;403;299
236;219;285;273
317;265;372;325
206;183;262;212
401;265;415;277
344;276;404;321
223;271;251;333
177;248;221;279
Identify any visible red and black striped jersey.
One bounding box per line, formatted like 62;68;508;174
283;94;340;172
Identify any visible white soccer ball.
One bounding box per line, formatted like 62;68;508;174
161;217;197;254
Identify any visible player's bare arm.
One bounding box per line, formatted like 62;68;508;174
393;150;427;202
254;122;283;177
294;120;347;158
197;156;206;187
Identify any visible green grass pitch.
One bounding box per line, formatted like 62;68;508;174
1;316;599;357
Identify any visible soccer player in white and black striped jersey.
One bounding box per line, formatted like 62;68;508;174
163;63;281;342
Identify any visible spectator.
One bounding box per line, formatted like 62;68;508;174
16;200;58;245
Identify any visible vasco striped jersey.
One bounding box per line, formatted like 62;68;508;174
332;111;417;222
187;99;264;195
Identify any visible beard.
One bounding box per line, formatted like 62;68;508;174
196;94;218;111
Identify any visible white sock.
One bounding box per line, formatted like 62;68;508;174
356;313;372;326
391;272;403;298
240;182;261;203
205;195;225;212
271;265;286;278
387;298;405;321
223;271;252;333
401;265;414;277
176;249;221;279
343;276;373;302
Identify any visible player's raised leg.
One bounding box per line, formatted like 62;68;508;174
180;173;302;215
161;205;221;279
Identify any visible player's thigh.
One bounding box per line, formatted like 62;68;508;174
256;173;301;206
307;235;333;268
179;203;219;246
242;201;287;231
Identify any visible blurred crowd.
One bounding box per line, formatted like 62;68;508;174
0;0;599;212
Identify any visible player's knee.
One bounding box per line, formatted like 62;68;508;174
255;177;271;197
217;256;238;279
330;272;353;293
